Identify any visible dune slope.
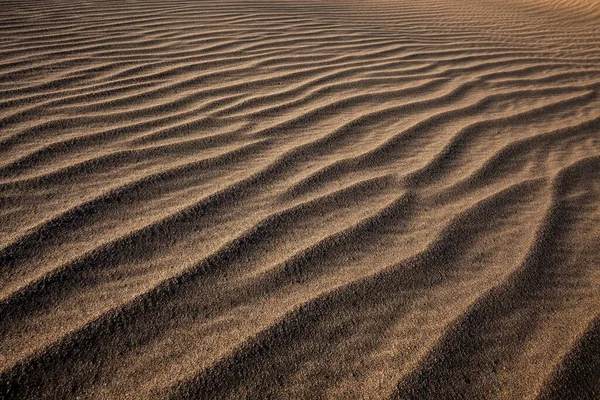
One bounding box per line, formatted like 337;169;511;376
1;0;599;398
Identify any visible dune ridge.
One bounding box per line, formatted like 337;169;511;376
1;0;599;398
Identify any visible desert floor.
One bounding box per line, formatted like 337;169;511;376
1;0;600;398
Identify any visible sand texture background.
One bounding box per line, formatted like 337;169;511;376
1;0;600;398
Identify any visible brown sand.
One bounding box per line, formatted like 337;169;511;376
1;0;600;398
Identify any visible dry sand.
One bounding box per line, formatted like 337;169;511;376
1;0;600;398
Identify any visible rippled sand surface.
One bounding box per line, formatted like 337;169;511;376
1;0;600;398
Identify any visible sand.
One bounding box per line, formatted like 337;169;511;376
0;0;599;398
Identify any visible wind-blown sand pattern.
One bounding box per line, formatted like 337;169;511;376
1;0;599;398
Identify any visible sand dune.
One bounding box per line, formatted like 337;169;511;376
1;0;599;398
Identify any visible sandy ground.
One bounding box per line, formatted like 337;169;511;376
1;0;599;398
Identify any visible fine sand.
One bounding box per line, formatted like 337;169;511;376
1;0;600;398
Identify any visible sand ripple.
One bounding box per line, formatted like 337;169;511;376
1;0;599;398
